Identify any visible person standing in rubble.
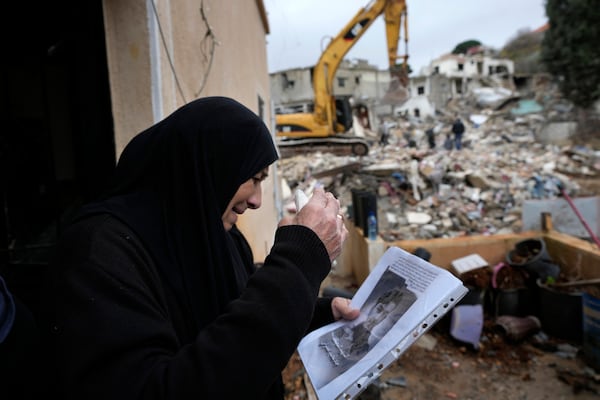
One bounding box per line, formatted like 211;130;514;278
38;97;359;400
443;133;454;150
425;126;436;149
451;117;465;150
378;118;390;146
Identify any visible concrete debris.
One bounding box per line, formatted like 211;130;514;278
470;86;514;108
277;80;600;242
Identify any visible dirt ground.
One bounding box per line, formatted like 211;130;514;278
575;177;600;199
282;258;600;399
376;328;599;400
283;317;600;400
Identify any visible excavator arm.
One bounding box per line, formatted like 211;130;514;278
384;1;410;99
313;0;408;128
276;0;408;156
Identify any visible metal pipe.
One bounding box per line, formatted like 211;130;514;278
558;184;600;248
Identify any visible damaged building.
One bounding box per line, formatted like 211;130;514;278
270;46;516;128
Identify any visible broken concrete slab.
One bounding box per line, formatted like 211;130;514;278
522;196;600;239
537;121;578;145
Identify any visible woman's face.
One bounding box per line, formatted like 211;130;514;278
221;168;269;231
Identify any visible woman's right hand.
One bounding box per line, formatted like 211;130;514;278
279;187;348;262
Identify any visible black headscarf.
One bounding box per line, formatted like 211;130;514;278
76;96;279;332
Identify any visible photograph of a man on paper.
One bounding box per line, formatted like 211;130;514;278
314;268;417;389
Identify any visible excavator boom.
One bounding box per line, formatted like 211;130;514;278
275;0;409;157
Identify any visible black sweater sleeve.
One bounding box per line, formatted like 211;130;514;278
40;216;332;400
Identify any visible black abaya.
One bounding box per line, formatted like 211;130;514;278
39;97;335;399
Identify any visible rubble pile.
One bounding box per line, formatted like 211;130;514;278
278;89;600;242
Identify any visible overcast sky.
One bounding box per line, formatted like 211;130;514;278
263;0;548;75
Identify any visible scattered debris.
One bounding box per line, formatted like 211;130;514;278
277;81;600;243
279;74;600;400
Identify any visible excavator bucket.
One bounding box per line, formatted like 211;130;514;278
381;64;409;105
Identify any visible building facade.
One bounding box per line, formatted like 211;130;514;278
2;0;278;268
269;51;515;124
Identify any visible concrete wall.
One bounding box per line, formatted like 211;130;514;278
102;0;277;262
103;0;271;152
103;0;155;156
428;74;454;110
269;60;393;112
394;96;436;119
431;54;514;80
270;68;314;107
351;68;391;101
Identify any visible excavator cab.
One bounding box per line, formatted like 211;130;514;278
335;96;354;132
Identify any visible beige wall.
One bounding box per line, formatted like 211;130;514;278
102;0;278;262
103;0;154;156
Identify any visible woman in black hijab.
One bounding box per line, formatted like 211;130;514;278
39;97;357;399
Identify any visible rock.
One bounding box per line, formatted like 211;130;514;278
406;212;432;225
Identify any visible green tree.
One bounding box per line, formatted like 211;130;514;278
451;40;482;55
541;0;600;108
500;28;545;74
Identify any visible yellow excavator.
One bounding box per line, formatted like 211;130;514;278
275;0;409;157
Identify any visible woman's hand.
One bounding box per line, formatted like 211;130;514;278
331;297;360;321
279;187;348;262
